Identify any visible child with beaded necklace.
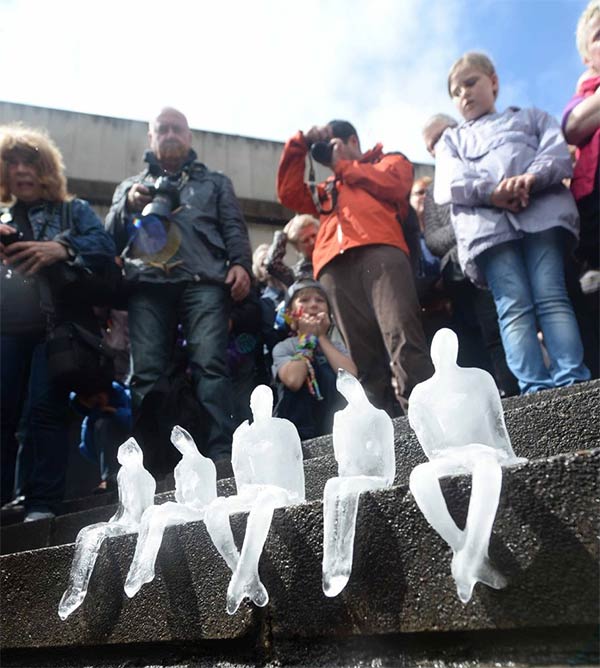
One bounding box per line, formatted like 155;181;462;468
272;279;357;440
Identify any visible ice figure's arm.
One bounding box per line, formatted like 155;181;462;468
59;522;129;620
204;495;249;573
322;476;388;598
407;392;446;454
124;502;203;598
226;486;292;615
409;459;464;551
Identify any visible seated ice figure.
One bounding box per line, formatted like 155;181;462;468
408;327;526;603
322;369;395;597
58;438;156;620
204;384;305;615
124;425;216;598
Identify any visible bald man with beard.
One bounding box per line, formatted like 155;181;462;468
106;107;252;463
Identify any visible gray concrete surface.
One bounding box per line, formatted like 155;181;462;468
2;448;597;654
3;383;597;555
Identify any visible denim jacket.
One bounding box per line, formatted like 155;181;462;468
6;198;115;268
434;107;579;286
0;198;116;334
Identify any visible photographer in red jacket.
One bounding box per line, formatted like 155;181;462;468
277;120;433;416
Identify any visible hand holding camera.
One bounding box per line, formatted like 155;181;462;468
0;224;24;262
305;126;347;169
126;183;153;213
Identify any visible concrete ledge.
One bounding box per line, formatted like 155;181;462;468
264;448;599;639
3;384;597;555
1;625;597;667
1;449;597;651
1;513;257;648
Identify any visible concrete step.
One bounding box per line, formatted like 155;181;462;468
1;447;597;667
2;381;598;555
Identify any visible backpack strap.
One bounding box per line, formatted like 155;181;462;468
61;201;73;232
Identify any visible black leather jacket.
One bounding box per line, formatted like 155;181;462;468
105;150;252;284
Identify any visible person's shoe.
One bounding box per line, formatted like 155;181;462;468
1;495;26;511
580;269;600;295
24;510;55;522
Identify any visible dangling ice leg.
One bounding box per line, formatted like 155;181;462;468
59;522;128;620
205;495;248;574
322;476;388;597
451;451;506;603
124;503;202;598
226;487;290;615
409;460;464;551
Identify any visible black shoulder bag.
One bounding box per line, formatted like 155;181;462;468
42;203;116;394
44;201;123;308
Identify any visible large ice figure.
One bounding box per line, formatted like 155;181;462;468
124;425;217;598
408;328;526;603
58;438;156;620
204;385;305;615
322;370;395;597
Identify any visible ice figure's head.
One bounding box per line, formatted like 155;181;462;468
117;437;143;467
250;384;274;423
171;425;198;456
336;369;365;405
431;328;459;371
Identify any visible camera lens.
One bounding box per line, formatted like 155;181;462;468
311;141;334;166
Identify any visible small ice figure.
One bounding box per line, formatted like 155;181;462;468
58;438;156;620
124;425;216;598
322;370;395;597
204;385;305;615
408;328;526;603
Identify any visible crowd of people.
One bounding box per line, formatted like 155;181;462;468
1;1;598;520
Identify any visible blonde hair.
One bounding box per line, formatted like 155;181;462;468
283;214;319;244
252;243;270;282
0;124;71;204
576;1;600;61
448;51;497;97
412;176;433;192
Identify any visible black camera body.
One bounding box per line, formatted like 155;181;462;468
2;230;24;246
310;141;334;166
142;176;181;219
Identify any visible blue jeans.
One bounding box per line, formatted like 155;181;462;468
1;334;69;510
478;229;590;394
128;282;233;460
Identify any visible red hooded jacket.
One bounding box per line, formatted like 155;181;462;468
277;131;413;278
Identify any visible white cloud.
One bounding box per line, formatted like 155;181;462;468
5;0;579;166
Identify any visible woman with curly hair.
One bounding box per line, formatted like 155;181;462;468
0;124;115;520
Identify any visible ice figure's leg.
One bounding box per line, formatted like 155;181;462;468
124;503;200;598
409;461;464;551
204;496;246;573
226;487;289;615
451;454;506;603
59;523;128;620
322;476;387;598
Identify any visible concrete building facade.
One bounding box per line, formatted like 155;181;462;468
0;101;434;254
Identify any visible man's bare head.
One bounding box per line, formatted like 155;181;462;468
148;107;192;171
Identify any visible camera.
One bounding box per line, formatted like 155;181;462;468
310;141;334;166
2;230;24;246
141;176;181;219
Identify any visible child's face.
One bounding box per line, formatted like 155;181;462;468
290;288;328;318
584;15;600;75
450;66;498;121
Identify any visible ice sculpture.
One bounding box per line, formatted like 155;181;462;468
322;370;395;597
58;438;156;620
408;328;526;603
124;425;217;598
204;385;305;615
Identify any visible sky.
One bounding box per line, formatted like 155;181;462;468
0;0;589;165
